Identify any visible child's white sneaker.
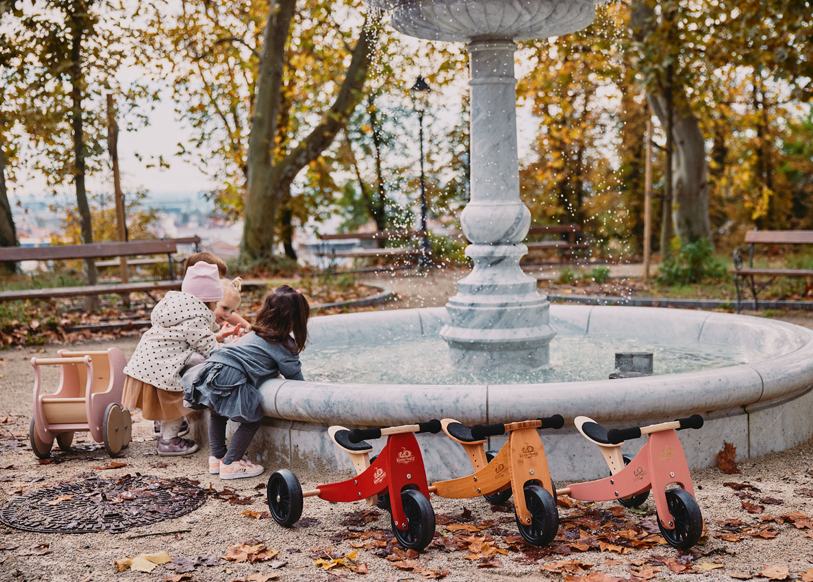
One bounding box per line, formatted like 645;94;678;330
209;456;223;474
219;458;264;480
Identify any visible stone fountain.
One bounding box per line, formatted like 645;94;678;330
226;0;813;481
366;0;602;368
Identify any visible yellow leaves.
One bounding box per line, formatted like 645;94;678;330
114;552;172;573
759;565;790;580
313;550;367;573
46;495;73;506
697;562;725;571
597;541;630;554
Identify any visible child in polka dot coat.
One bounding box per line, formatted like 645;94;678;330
123;262;239;456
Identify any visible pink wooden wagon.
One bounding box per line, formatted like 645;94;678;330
29;348;132;458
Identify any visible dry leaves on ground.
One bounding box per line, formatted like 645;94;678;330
90;461;127;470
311;547;368;574
222;542;279;563
718;442;741;474
115;551;173;573
760;565;790;580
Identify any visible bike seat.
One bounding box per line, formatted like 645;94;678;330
441;418;486;444
329;426;373;453
575;416;621;446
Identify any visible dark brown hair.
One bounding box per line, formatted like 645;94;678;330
252;285;310;353
185;252;227;277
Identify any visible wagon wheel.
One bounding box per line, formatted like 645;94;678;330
103;404;126;458
56;432;74;452
29;418;53;460
121;408;133;448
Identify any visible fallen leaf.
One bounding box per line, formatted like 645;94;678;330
730;572;754;579
604;559;622;566
46;495;74;506
241;510;271;520
718;442;740;474
742;501;765;514
760;497;783;505
115;552;173;573
698;562;725;571
444;523;485;533
801;568;813;582
598;541;630;554
630;565;662;580
340;509;380;527
165;575;193;582
222;543;279;563
760;565;789;580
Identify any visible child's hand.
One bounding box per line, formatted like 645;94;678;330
215;323;240;342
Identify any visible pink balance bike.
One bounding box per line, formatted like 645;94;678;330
267;420;441;551
555;414;705;549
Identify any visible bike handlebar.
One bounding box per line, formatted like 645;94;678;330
471;415;564;440
607;414;705;444
348;419;442;443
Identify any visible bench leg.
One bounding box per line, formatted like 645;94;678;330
749;275;759;311
734;274;742;313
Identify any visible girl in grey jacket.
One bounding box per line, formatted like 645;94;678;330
184;285;310;479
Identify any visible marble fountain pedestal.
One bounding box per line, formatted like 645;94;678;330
365;0;604;368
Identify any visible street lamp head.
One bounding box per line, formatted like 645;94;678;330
410;75;431;112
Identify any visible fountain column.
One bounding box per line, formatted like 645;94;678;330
439;39;556;369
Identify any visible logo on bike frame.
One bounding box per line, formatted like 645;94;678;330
396;447;416;465
373;467;387;485
520;445;539;458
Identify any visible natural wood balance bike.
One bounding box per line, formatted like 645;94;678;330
267;420;442;551
429;415;564;546
30;349;132;459
556;414;705;549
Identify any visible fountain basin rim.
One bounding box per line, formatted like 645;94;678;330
258;305;813;427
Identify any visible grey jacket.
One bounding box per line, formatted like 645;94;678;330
207;331;304;385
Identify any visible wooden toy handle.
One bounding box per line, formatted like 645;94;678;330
349;419;441;443
607;414;704;444
539;414;565;429
32;357;88;366
471;423;505;440
472;415;564;440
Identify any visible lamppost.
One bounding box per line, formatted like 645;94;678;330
410;75;431;268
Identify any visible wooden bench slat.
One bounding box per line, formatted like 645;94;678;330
527;224;582;235
96;257;186;268
0;281;182;302
315;248;422;258
731;268;813;277
744;230;813;245
318;230;426;241
0;240;178;262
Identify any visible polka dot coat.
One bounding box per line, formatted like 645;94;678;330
123;291;219;392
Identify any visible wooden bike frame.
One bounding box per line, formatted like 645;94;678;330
432;420;555;526
564;430;694;531
316;432;430;531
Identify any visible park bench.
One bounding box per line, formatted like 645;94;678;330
94;236;201;270
732;230;813;313
524;224;589;263
314;230;427;269
0;237;200;303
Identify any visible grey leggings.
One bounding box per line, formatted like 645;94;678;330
208;412;261;465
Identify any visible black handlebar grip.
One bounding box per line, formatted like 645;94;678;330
538;414;565;430
417;419;442;434
471;423;506;440
607;426;642;445
349;427;382;443
676;414;704;430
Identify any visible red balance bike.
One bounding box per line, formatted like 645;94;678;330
555;414;705;549
267;420;441;551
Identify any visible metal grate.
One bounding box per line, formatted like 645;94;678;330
0;474;206;534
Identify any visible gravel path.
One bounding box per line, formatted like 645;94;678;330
1;273;812;581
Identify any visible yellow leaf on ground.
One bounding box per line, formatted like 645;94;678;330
800;568;813;582
698;562;725;571
46;495;74;506
115;552;173;573
760;565;789;580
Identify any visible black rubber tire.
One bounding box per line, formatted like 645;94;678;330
267;469;304;527
29;418;52;460
617;455;650;508
515;484;559;547
390;489;435;552
656;488;704;549
56;432;74;452
483;450;513;505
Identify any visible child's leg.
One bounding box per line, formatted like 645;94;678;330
160;418;185;440
222;420;261;465
208;412;229;460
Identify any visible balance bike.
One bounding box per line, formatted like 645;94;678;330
267;420;441;551
411;415;564;547
555;414;705;549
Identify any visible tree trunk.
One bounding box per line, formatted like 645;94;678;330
368;93;388;246
631;0;711;251
69;2;99;311
278;185;297;261
241;0;297;261
0;129;18;274
241;13;381;261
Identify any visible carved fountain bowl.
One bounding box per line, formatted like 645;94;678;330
365;0;599;42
